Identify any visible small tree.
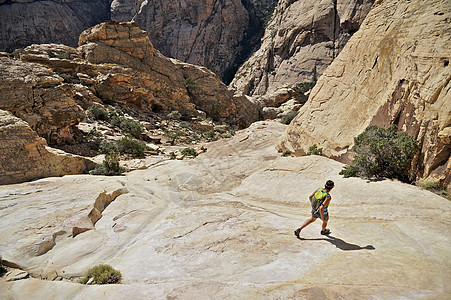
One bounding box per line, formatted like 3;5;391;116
117;136;149;158
90;152;124;176
79;264;122;284
340;125;418;182
280;111;298;125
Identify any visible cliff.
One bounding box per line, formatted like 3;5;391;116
279;0;451;186
0;0;111;52
230;0;374;97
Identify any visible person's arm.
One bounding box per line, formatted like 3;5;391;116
319;196;331;220
309;190;316;204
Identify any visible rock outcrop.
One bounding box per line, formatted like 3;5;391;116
0;57;85;146
279;0;451;186
230;0;374;97
19;22;259;127
0;0;111;52
1;121;450;298
131;0;264;82
0;110;95;185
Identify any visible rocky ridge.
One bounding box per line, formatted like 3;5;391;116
279;0;451;186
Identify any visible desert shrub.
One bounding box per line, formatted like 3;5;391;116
168;110;181;120
297;82;316;94
87;105;109;121
340;125;418;182
181;147;197;157
90;152;124;176
282;150;292;157
304;144;323;156
99;140;119;154
117;136;149;158
164;129;184;145
419;181;451;199
12;48;24;59
203;129;216;140
109;115;144;139
78;264;122;284
280;111;298;125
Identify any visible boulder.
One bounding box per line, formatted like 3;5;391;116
279;0;451;186
0;110;95;185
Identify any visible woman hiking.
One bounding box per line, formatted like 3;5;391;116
294;180;334;238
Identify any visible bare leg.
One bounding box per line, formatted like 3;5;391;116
300;216;317;230
321;219;328;231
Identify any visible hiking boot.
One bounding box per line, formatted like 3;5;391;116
294;228;301;238
321;229;331;235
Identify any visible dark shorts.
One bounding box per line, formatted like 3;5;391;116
312;209;329;221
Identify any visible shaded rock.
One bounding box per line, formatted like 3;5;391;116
0;0;111;52
0;110;95;185
230;0;374;97
279;0;451;186
132;0;263;81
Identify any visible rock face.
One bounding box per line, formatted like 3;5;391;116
0;110;95;185
230;0;374;97
131;0;264;82
279;0;451;186
1;121;450;298
0;57;85;146
0;0;111;52
18;22;259;126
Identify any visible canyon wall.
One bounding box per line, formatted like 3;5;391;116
230;0;374;97
279;0;451;186
0;0;111;52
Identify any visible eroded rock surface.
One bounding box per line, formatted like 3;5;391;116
230;0;374;97
279;0;451;186
0;121;449;298
0;110;95;185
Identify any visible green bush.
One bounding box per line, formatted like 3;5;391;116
181;147;197;157
90;152;124;176
164;130;184;145
79;264;122;284
340;125;418;182
280;111;298;125
419;180;451;199
12;48;24;59
282;150;292;157
168;110;181;120
304;144;323;156
87;105;109;121
117;136;149;158
99;140;119;154
110;115;144;139
297;82;316;94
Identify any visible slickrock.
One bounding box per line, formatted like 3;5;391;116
132;0;263;81
230;0;374;97
0;0;111;52
0;110;95;185
0;121;450;298
279;0;451;186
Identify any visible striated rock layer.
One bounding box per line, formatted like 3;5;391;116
0;0;111;52
279;0;451;186
0;110;95;185
230;0;374;97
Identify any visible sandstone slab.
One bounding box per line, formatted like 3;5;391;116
0;121;449;299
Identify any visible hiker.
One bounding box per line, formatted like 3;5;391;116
294;180;334;238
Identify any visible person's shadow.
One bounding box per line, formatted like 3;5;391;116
298;235;375;251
